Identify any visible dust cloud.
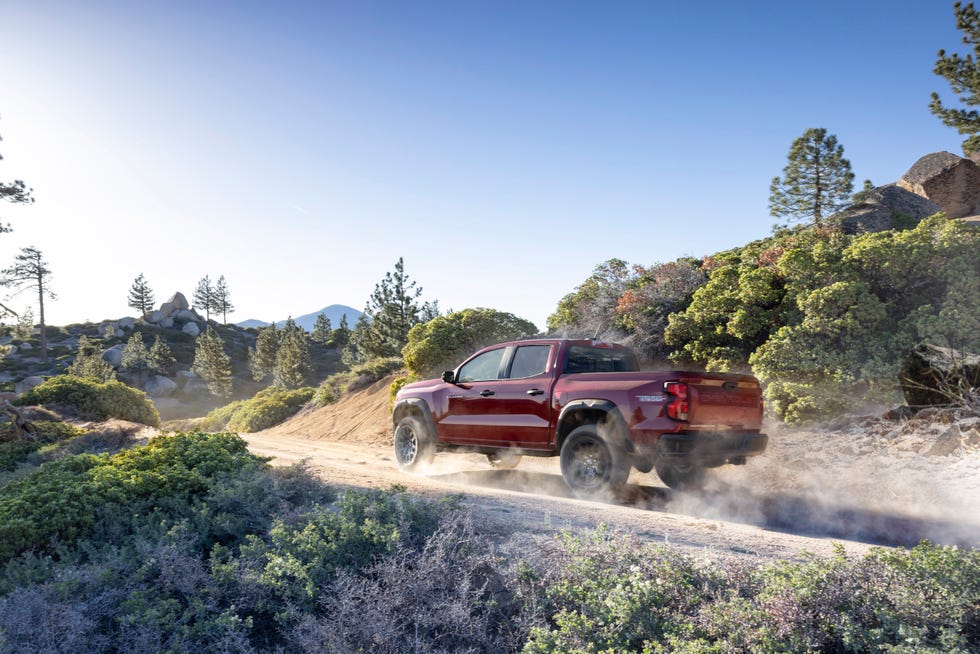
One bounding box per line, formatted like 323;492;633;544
416;411;980;548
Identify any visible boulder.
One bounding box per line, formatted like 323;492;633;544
167;292;190;311
145;310;165;325
159;302;177;317
102;346;124;368
174;309;199;322
159;316;174;329
117;317;136;330
18;342;32;352
144;375;178;398
179;377;210;397
900;343;980;408
833;184;942;234
182;321;201;337
15;376;45;395
898;151;980;219
175;370;198;389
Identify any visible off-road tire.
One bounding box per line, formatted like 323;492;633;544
486;450;522;469
393;415;434;472
559;424;629;497
654;460;706;491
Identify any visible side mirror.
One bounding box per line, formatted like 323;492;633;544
441;370;456;384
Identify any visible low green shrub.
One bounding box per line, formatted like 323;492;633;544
16;375;160;426
0;421;88;472
0;432;264;564
521;532;980;653
313;358;405;407
202;387;314;433
388;374;417;406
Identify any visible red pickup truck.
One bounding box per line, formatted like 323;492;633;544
392;338;767;495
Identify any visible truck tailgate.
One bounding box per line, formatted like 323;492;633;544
683;375;763;430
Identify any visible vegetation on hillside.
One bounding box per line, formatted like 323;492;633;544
548;215;978;423
0;432;975;652
15;375;160;427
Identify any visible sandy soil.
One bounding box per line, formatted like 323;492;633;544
244;376;980;562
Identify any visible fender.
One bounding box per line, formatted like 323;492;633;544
392;397;438;438
556;399;633;454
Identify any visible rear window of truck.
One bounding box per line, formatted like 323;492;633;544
563;345;638;373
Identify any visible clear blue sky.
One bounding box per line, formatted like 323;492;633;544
0;0;966;330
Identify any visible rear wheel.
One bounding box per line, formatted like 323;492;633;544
393;415;434;472
559;424;629;497
486;451;522;469
654;460;706;490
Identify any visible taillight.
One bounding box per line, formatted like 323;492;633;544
664;381;689;421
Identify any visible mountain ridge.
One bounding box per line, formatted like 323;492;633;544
237;304;363;332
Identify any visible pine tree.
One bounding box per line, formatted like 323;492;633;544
211;275;234;324
249;322;279;382
931;2;980;156
193;275;214;321
67;335;116;382
0;120;34;234
350;258;434;360
1;246;55;361
192;327;233;397
769;128;855;226
852;179;875;203
332;313;352;350
121;333;150;369
274;318;312;389
127;273;155;316
148;335;176;375
311;313;333;344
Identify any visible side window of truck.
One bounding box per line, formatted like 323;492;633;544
508;345;551;379
457;348;506;382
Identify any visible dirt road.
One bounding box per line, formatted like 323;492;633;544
242;428;978;563
241;377;980;561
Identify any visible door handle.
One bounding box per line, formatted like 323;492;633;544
480;389;495;397
526;389;544;396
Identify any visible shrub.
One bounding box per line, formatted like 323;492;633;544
202;387;314;433
403;308;537;378
520;532;980;653
16;375;160;426
313;357;404;407
388;374;417;406
0;432;264;564
0;420;88;472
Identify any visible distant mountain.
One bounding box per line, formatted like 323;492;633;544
237;304;363;332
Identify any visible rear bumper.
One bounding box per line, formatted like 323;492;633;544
646;431;768;466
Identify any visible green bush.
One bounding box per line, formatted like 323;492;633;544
403;308;537;378
16;375;160;426
388;374;417;406
313;357;405;407
0;432;263;564
202;387;314;433
0;421;89;472
521;532;980;653
664;215;980;422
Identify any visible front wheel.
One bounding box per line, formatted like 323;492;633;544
654;460;706;490
393;415;434;472
559;424;629;497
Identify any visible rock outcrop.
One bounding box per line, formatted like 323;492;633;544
834;184;941;234
143;291;203;331
898;151;980;219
